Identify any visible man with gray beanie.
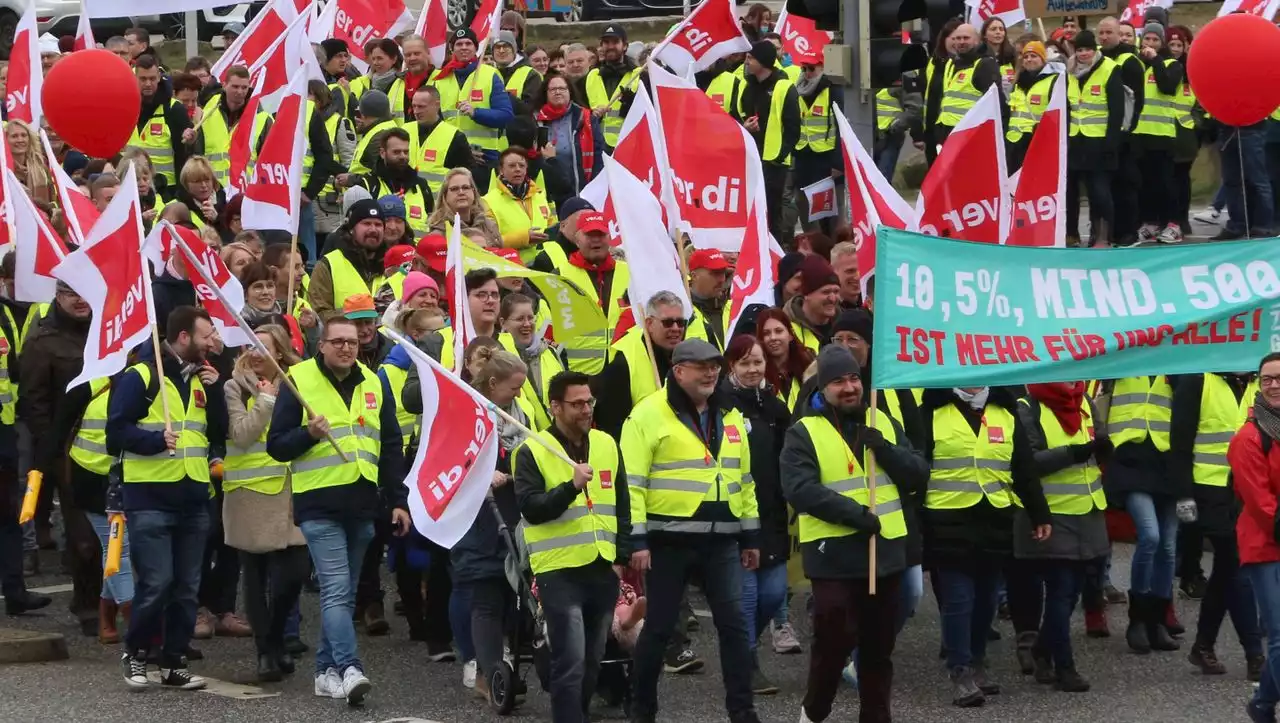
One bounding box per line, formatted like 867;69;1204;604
346;90;399;176
781;344;928;723
621;338;763;723
493;30;541;117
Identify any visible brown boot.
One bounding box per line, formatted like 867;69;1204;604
98;598;120;645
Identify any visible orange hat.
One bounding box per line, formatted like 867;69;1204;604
342;293;378;320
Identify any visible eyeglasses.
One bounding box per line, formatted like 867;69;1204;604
1262;375;1280;387
471;290;500;301
548;86;570;93
447;185;473;193
325;339;359;349
560;398;597;410
656;317;688;329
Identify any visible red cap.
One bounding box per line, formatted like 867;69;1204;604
577;212;610;235
493;247;523;266
416;234;447;273
383;244;415;271
689;248;730;271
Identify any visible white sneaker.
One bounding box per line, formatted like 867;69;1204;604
799;704;816;723
771;622;803;654
462;659;477;689
314;667;343;698
1193;207;1224;224
342;666;372;705
1158;224;1184;244
1137;224;1160;243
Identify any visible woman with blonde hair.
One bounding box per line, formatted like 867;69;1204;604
223;323;309;682
117;148;163;226
427;168;502;247
5;120;51;204
220;241;259;279
178;156;226;229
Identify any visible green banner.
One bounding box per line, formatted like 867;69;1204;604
871;228;1280;389
461;240;608;343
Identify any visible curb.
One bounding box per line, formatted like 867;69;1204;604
527;16;677;44
0;628;70;665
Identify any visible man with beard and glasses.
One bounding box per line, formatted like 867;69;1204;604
350;128;434;239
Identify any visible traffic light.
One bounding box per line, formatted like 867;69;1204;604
866;0;966;88
784;0;839;32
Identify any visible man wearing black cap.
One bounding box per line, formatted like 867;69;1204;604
582;24;640;151
429;27;515;172
309;199;389;320
622;338;763;723
741;40;801;241
321;39;354;118
782;344;929;723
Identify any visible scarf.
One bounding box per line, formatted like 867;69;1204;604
369;69;398;94
162;341;201;383
497;400;529;453
1254;392;1280;443
536;102;572;122
953;387;990;411
794;73;821;98
502;177;530;199
730;373;767;391
1070;52;1101;79
242;300;283;325
433;56;475;81
1027;382;1088;436
403;70;430;98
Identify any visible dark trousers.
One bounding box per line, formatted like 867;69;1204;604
1173;161;1194;230
1179;522;1205;581
471;576;515;680
356;517;388;612
763;162;789;244
125;508;210;664
1035;560;1086;671
198;496;239;615
1137;145;1175;226
937;563;1001;669
1196;533;1263;657
1222;125;1275;235
631;535;754;721
1111;141;1142;240
241;546;310;656
539;560;619;723
1067;169;1116;242
0;461;24;599
804;574;902;723
1006;557;1044;635
394;540;453;645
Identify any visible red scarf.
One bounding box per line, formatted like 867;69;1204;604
432;56;470;81
535;103;572;122
1027;382;1088;436
569;250;615;273
404;70;431;102
532;106;596;182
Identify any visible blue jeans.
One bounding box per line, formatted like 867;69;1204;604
874;137;903;183
87;512;134;603
1222;125;1275;235
123;508;210;662
1246;562;1280;711
449;580;476;661
1125;493;1178;598
741;561;788;650
1038;561;1085;671
938;565;1001;669
300;517;374;675
772;587;790;628
896;563;923;632
298;202;317;267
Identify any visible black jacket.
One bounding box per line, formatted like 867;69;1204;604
1102;43;1147;134
930;47;1006;144
726;380;792;566
514;423;633;564
740;68;802;167
918;388;1050;570
1171;373;1250;537
590;333;673;440
20;305;94;505
1067;55;1128;172
780;390;929;580
135;82;192;200
1099;376;1181;502
353;160;434;215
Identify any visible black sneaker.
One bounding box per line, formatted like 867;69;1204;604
284;637;308;655
160;665;208;691
1055;667;1090;692
1249;654;1266;683
121;651;150;689
751;666;778;695
4;591;52;616
1180;575;1208;600
663;648;704;674
426;642;456;662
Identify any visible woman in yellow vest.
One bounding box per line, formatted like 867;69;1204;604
980;17;1017;96
921;386;1051;707
1170;371;1266;678
1013;382;1112;693
498;293;562;431
348;38;403;109
1165;26;1199;237
118;149;164;230
451;348;533;699
223;324;309;681
1005;42;1060;170
484;147;556;264
427;168;503;247
1133;23;1187;244
175;157;226;231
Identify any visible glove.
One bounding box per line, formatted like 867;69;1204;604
861;508;883;535
1093;437;1115;465
1070;442;1095;463
1176;498;1198;524
860;426;888;451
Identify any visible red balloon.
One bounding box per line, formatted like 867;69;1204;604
1187;14;1280;128
41;49;141;159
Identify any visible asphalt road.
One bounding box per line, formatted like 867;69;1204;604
0;541;1260;723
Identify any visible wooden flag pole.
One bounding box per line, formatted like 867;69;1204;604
286;233;300;314
148;325;177;458
867;388;879;595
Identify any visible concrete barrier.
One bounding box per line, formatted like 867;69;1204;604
0;628;69;664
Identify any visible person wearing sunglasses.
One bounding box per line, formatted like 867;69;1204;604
592;291;690;440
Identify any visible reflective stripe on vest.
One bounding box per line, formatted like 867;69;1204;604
1134;58;1179;138
406;120;460;194
121;364;212;486
70;378;112;476
349;119;401;176
1107;376;1173;451
498;332;560;431
1192;374;1257;487
371;178;432;237
223;395;287;494
379;363;421;450
519;429;620;574
432;64;505;150
795;413;906;542
1006;75;1057;143
762;77;796;165
484;181;554;262
610;326;659;407
127;98;181;185
287;358;385;493
324;249;385;309
799;86;835;153
1022;398;1105;515
1173;81;1196;130
1067;58;1117;138
584;66;642;147
875;89;902;132
543;243;629;375
199;95;237;187
926;404;1014;510
937;65;982;127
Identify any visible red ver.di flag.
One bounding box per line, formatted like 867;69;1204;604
144;222;254;348
579;87;667;245
1219;0;1280;18
213;0;313;82
726;175;776;339
966;0;1025;27
391;332;500;548
312;0;414;68
6;166;69;302
242;71;308;234
915;85;1010;244
74;0;96;51
775;7;831;65
802;177;837;221
650;0;751;77
53;165;154;389
1008;74;1067;248
5;2;43;127
1120;0;1173;26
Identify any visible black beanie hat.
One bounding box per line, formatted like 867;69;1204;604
748;40;777;69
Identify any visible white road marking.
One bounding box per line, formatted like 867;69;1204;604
28;584;74;595
143;672;281;700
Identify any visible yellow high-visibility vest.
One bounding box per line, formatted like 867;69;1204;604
127;98;183;187
610;326;661;408
1067;57;1116;138
798;86;836;153
1006;74;1058;143
795;412;906;542
484;180;554;264
379;362;421;452
926;404;1014;510
541;243;628;376
70;378;112;476
584;66;642;148
404;120;460;194
498;332;562;431
223;395;289;495
1134;58;1178;138
1021;397;1105;515
1108;376;1172;451
349;119;401;176
323;249;385;309
286;358;385;492
1192;374;1258;488
120;363;211;486
876;89;902;132
706;71;744;116
518;429;620;574
937;65;982;127
761;77;797;165
431;63;505;151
